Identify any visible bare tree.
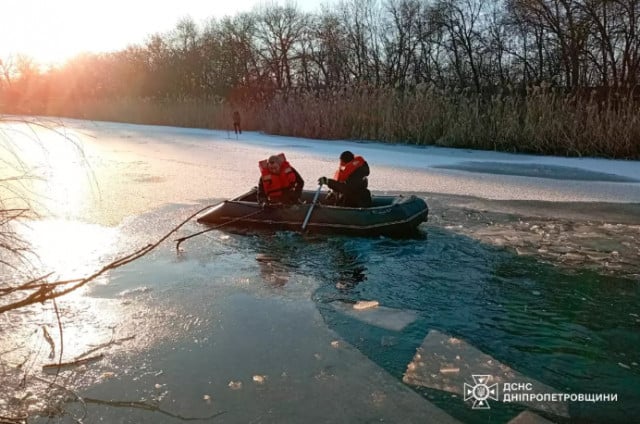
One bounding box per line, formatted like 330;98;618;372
335;0;384;84
507;0;592;89
429;0;489;91
578;0;640;87
255;4;308;89
382;0;424;87
0;55;16;89
310;9;351;87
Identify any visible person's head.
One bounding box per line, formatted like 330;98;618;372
339;151;354;165
267;154;283;173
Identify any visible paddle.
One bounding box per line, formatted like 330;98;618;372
302;183;323;231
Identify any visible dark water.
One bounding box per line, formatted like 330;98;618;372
311;228;640;423
41;203;640;423
433;161;640;183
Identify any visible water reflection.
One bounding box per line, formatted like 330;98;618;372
252;233;302;287
18;219;118;280
256;253;290;287
332;243;368;291
0;217;153;421
0;123;95;220
40;132;95;219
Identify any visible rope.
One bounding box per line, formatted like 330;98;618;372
175;208;264;251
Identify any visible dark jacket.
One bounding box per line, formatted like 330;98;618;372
257;167;304;204
326;161;372;208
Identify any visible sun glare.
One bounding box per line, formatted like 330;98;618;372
1;121;110;277
2;123;96;218
1;1;146;65
27;219;118;279
1;1;327;65
41;132;95;218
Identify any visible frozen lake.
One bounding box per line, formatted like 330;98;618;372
1;118;639;423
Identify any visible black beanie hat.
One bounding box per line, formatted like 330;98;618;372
340;151;354;162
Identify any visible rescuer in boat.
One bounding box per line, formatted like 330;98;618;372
318;151;372;208
257;153;304;205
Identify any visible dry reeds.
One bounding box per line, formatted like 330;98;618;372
7;86;639;158
253;84;639;158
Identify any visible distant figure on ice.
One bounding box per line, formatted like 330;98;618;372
318;150;372;208
232;110;242;134
257;153;304;205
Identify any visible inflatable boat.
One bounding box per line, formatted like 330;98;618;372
196;188;428;237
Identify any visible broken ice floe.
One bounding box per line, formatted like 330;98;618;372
331;301;418;331
403;330;568;418
507;410;556;424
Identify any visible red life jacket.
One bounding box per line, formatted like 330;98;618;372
259;153;298;201
334;156;366;182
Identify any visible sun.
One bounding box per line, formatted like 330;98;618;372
1;2;79;65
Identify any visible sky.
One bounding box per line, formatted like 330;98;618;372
1;0;333;66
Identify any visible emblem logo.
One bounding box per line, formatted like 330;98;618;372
464;375;499;409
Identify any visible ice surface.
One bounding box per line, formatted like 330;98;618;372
403;330;569;418
2;117;637;421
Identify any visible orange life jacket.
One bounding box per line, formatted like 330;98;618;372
259;153;298;201
334;155;366;182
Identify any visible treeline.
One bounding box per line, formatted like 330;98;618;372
1;0;639;158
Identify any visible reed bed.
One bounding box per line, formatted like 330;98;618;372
5;86;639;159
255;85;639;158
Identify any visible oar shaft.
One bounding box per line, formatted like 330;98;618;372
302;184;323;231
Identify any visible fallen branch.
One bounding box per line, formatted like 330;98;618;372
0;273;55;295
26;372;88;422
75;335;135;360
0;415;27;424
42;354;104;372
42;325;55;359
49;298;64;386
0;203;216;314
81;397;227;421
